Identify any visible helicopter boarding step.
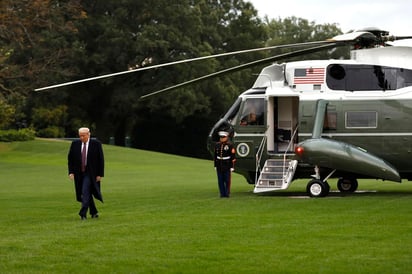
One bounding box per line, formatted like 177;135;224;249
254;159;298;193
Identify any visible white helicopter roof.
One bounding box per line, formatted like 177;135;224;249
252;41;412;90
351;46;412;70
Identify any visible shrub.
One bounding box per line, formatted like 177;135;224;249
36;126;65;138
0;128;36;142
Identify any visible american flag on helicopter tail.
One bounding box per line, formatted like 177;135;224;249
294;68;325;84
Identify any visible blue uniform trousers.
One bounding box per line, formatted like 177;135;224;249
217;169;231;197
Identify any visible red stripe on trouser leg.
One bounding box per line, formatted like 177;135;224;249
227;173;231;195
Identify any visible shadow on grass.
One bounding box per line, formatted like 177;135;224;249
235;189;412;198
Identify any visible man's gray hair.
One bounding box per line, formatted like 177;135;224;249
78;127;90;134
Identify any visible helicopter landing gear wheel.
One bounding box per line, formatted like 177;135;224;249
306;179;330;198
337;177;358;193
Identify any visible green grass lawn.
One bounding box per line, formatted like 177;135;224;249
1;139;412;273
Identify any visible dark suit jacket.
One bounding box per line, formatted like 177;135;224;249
68;138;105;202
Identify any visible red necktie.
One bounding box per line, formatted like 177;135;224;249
81;142;86;172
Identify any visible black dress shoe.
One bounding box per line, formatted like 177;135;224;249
91;214;99;219
80;216;87;220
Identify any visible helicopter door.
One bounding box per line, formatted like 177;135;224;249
267;96;299;153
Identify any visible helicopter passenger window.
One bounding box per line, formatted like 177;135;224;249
345;111;377;128
398;69;412;89
327;64;412;91
239;98;264;126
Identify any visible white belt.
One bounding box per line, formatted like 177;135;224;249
217;156;231;160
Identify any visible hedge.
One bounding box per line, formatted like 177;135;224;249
0;128;36;142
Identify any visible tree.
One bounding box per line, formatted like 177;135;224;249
59;0;268;156
0;99;15;129
30;105;68;137
0;0;86;132
0;0;86;95
263;16;349;60
126;0;268;156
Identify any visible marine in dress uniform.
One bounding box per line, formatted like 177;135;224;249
214;131;236;197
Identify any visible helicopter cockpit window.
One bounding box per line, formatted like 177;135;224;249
327;64;412;91
239;98;264;126
223;97;242;125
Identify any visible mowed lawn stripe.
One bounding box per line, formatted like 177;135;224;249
1;139;412;273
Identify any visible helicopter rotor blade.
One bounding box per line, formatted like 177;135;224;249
384;35;412;45
140;42;339;99
391;36;412;40
34;40;333;92
34;29;383;93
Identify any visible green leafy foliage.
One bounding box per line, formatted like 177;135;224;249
264;16;349;60
0;0;86;95
31;105;68;137
0;99;15;129
0;128;35;141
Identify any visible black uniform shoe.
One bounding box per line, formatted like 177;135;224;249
91;214;99;219
80;216;87;220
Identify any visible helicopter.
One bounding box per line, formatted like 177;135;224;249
36;27;412;197
205;27;412;197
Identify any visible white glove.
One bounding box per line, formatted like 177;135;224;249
230;168;234;172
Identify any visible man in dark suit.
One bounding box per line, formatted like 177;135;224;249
68;127;105;220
